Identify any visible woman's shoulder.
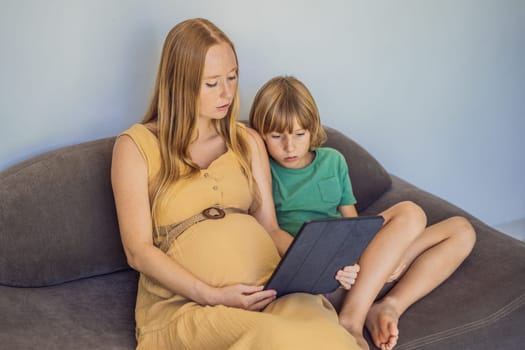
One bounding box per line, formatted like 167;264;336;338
120;123;159;148
117;123;160;167
121;123;157;139
242;124;265;148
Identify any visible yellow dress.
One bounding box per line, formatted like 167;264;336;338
122;124;358;350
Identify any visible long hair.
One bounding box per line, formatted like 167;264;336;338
249;76;326;149
143;18;255;230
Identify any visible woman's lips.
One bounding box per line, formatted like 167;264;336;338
284;156;297;162
217;103;230;111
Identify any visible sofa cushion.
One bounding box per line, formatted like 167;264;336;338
0;270;138;349
0;138;129;287
323;125;392;212
362;176;525;350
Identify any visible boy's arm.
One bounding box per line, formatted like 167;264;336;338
338;204;358;218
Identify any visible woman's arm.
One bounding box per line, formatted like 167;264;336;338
245;128;293;257
112;135;214;303
112;135;275;309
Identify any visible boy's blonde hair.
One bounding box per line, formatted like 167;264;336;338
249;76;326;149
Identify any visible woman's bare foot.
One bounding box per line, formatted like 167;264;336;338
365;298;400;350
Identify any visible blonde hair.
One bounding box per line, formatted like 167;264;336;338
249;76;326;149
143;18;255;230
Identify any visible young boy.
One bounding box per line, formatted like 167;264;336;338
249;76;476;350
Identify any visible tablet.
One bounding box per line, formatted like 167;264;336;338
265;216;384;297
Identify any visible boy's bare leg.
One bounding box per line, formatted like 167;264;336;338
365;216;476;350
338;201;426;350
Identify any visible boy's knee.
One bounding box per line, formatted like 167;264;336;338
393;201;427;232
449;216;476;253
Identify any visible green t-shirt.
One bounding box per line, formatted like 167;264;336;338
270;147;357;236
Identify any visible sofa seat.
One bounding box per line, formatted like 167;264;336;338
0;270;138;349
1;126;524;349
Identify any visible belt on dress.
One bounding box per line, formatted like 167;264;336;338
155;207;247;252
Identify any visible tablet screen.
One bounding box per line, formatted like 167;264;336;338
265;216;384;297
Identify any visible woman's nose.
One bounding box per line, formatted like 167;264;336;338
221;80;234;99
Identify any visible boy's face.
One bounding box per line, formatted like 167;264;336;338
263;118;313;169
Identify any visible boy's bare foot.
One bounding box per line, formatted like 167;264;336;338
338;318;370;350
365;298;400;350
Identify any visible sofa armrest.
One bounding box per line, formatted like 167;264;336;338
0;138;128;287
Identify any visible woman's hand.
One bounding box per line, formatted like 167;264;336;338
335;264;360;290
208;284;277;311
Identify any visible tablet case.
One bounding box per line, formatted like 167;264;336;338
265;216;384;297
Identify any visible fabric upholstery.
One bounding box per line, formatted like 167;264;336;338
0;138;128;287
0;127;523;350
362;176;525;349
0;270;137;349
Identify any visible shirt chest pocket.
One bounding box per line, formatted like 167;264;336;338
317;177;342;205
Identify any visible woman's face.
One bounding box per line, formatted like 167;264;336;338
198;42;238;121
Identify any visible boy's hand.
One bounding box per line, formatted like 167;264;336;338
335;264;360;290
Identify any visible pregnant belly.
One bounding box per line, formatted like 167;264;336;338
168;214;280;287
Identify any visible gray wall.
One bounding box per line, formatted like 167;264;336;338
1;0;524;227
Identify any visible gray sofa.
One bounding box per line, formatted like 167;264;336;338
1;126;524;350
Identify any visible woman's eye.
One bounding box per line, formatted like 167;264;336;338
270;134;281;139
296;132;306;137
227;75;237;81
205;82;218;87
